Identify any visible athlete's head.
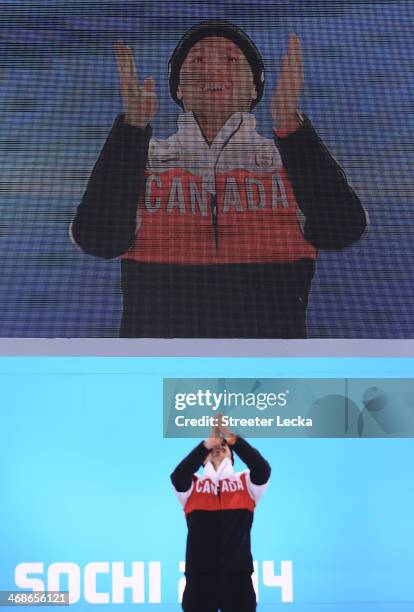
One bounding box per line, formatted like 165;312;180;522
168;20;265;116
205;439;234;470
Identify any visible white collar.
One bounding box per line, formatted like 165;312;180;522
203;457;234;483
177;111;256;154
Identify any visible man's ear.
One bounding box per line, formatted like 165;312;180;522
177;85;183;100
251;85;257;100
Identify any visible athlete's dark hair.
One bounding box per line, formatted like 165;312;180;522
205;440;235;465
168;19;265;111
226;441;235;465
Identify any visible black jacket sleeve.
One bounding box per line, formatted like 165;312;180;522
170;441;211;492
232;437;271;486
275;114;367;250
71;113;152;259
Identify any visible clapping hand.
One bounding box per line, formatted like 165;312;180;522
114;40;158;128
216;413;233;441
271;33;303;134
204;420;221;450
204;413;235;449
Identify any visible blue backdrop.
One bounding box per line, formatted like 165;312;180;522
0;356;413;610
0;0;413;337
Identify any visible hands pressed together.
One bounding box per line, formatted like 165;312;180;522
204;413;235;450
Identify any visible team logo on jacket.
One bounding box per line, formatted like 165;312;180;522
123;167;318;265
142;170;290;214
254;150;275;169
195;477;245;495
184;473;256;514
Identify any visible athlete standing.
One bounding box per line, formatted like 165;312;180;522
171;417;271;611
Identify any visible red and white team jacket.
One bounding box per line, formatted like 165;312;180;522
123;111;317;265
72;110;366;337
171;439;271;574
175;458;267;514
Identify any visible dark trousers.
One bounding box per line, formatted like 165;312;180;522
182;573;256;612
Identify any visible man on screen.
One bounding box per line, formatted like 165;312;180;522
71;20;366;337
170;416;271;611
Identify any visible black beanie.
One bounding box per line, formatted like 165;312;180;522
168;19;265;110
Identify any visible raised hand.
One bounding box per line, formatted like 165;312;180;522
216;413;233;440
271;33;303;134
204;421;221;450
113;39;158;128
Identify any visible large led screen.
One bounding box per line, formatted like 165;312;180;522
0;1;413;338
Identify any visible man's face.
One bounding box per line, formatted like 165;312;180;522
176;36;257;117
205;440;232;470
